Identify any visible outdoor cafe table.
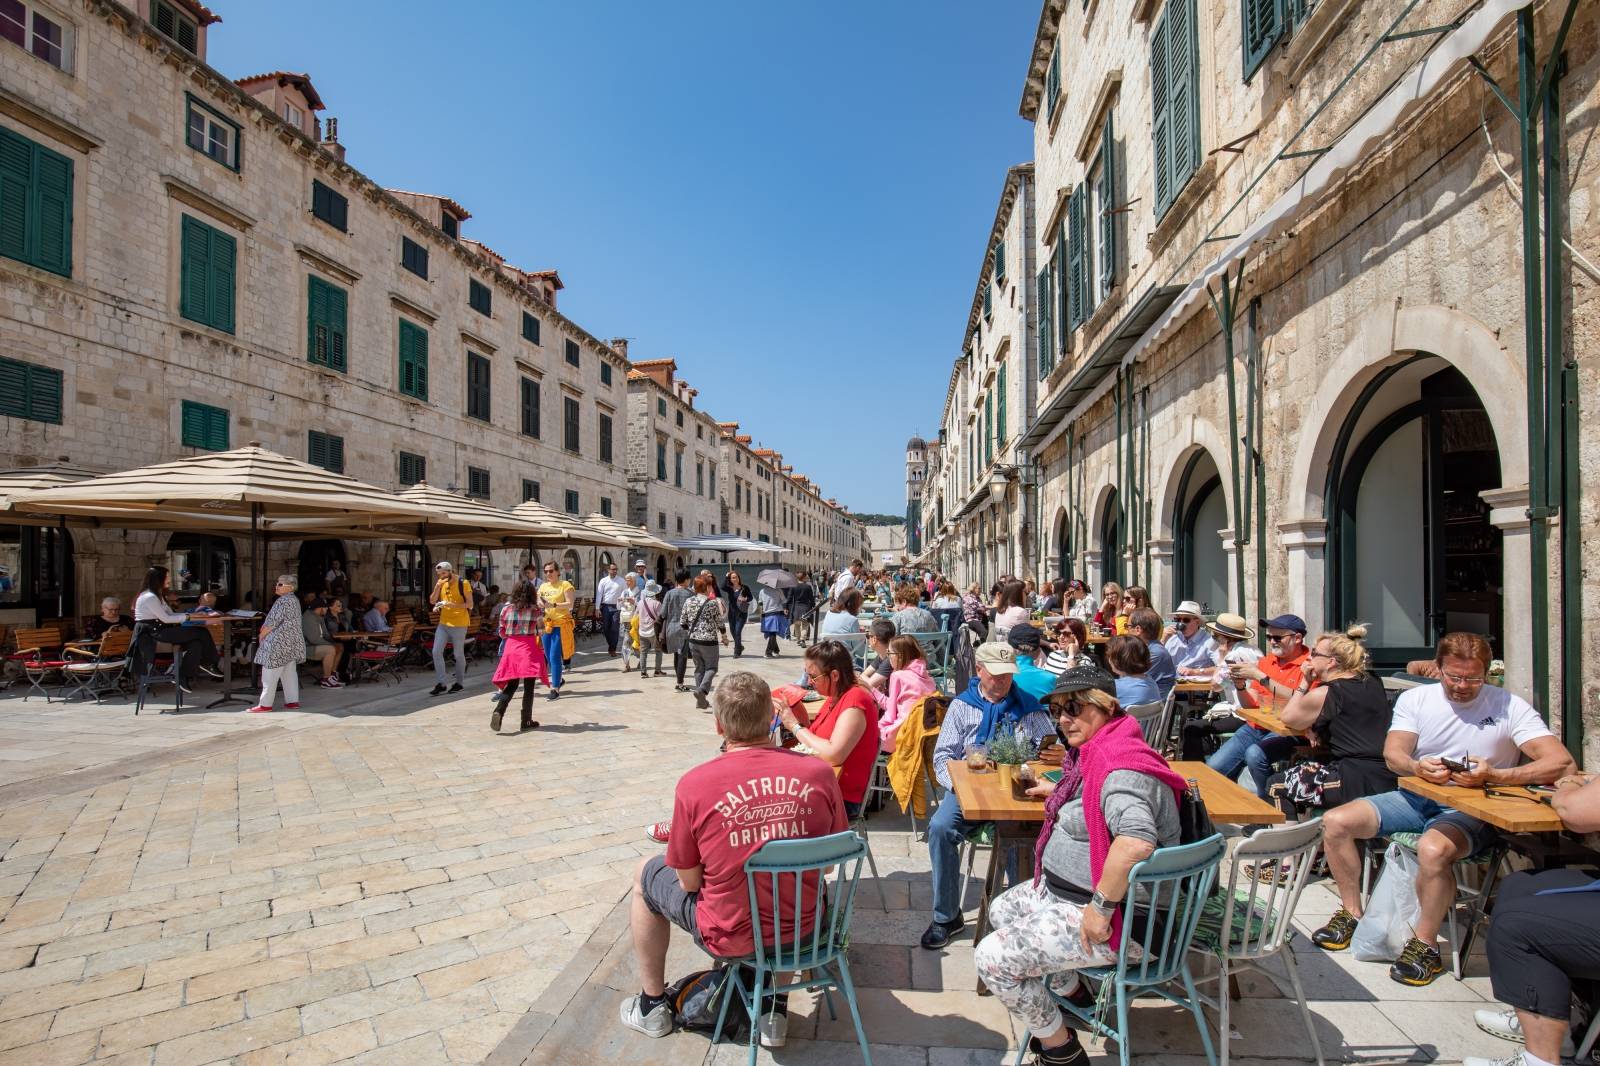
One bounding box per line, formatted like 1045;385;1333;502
1234;702;1310;738
1399;776;1567;834
204;613;260;709
947;759;1281;992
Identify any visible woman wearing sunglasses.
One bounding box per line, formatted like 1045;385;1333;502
973;664;1187;1066
775;640;879;818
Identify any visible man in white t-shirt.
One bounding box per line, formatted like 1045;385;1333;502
1312;633;1573;988
831;560;862;604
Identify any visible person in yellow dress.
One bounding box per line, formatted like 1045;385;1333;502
537;562;576;695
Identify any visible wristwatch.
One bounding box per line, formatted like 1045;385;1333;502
1089;891;1119;917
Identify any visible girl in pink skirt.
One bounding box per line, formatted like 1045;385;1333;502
490;580;550;732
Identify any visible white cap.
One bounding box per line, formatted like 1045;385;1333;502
633;559;647;568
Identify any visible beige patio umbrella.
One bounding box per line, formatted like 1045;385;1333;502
508;501;628;548
582;513;676;553
0;459;104;516
12;444;434;608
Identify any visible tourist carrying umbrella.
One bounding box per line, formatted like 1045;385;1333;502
490;579;548;731
757;567;793;658
249;574;306;713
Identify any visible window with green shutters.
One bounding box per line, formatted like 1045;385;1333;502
563;397;580;453
180;400;228;451
983;393;993;464
1036;266;1053;378
306;275;347;372
398;319;428;401
565;339;580;367
401;237;428;279
466;352;491;421
522;311;539;343
656;440;667;480
398;451;425;485
179;215;235;333
0;126;73;277
657;398;666;418
0;355;62;424
600;362;612;386
600;497;612;518
1150;0;1201;219
307;430;344;473
467;466;489;499
599;412;613;464
520;377;540;438
1045;45;1061;123
1096;111;1118;300
564;490;579;515
1066;186;1086;330
997;363;1008;445
1242;0;1282;79
151;0;198;53
522;479;540;503
311;179;347;231
993;239;1006;282
982;281;992;322
468;279;491;317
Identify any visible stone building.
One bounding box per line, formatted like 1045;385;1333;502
1001;0;1595;754
904;435;926;558
624;358;723;582
0;0;637;613
917;163;1041;591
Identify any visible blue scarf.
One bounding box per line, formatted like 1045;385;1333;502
965;676;1042;745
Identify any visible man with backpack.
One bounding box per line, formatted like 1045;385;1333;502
619;671;847;1048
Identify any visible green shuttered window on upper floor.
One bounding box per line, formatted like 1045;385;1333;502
0;125;72;277
179;215;235;333
398;319;428;401
311;179;347;232
997;363;1007;445
1150;0;1201;220
1036;266;1053;379
180;400;229;451
0;355;62;424
307;275;347;372
307;430;344;474
1242;0;1282;79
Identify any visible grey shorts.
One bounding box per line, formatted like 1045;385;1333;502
640;854;708;953
1364;788;1501;858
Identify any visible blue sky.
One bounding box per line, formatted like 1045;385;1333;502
211;1;1037;515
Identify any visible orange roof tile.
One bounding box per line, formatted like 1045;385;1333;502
234;71;324;110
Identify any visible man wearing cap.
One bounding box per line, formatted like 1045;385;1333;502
429;561;473;696
300;596;343;688
922;643;1054;950
1006;624;1060;702
596;562;626;657
1205;612;1312;796
1162;601;1215;671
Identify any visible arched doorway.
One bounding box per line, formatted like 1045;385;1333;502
1329;363;1503;669
297;539;347;599
1173;451;1228;615
655;555;667;585
167;533;236;609
1053;508;1071;582
561;549;581;587
1099;489;1123;588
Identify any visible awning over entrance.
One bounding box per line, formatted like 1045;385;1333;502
669;535;791;555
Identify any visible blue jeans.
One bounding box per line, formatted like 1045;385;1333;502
541;629;564;689
431;625;466;686
1206;723;1299;798
600;604;620;654
928;790;990;924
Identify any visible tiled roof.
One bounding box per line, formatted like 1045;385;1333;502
172;0;221;26
234;71;324;110
383;189;472;221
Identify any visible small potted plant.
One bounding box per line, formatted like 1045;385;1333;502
985;727;1038;795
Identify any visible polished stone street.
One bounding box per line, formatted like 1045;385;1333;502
0;639;1516;1064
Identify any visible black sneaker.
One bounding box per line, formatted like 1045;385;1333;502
1390;937;1444;986
198;665;224;680
919;917;965;950
547;688;560;701
449;682;463;693
1029;1031;1090;1066
1312;907;1359;951
429;684;447;696
490;707;504;732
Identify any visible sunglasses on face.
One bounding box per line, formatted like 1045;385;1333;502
1441;671;1486;687
1052;699;1091;719
1266;633;1292;643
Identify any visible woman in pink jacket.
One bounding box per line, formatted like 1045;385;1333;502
874;635;938;752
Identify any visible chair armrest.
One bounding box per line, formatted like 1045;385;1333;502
63;646;100;660
14;646;42;659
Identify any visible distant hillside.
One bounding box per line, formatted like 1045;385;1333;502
855;513;905;526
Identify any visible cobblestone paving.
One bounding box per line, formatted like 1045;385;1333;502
0;644;1511;1064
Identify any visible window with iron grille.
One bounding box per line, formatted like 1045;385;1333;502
398;451;425;485
467;466;490;498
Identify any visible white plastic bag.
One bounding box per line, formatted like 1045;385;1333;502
1351;842;1422;961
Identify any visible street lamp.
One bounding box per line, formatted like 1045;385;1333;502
987;467;1012;505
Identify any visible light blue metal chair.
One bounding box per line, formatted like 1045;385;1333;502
714;830;872;1066
906;630;953;692
1015;834;1226;1066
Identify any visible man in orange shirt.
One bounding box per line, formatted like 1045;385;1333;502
1205;613;1312;797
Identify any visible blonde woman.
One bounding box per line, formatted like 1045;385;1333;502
1093;582;1124;634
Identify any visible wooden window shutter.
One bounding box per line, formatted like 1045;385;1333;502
1054;221;1069;353
327;283;347;371
997;363;1008;443
180;215;211;325
208;226;236;333
520;377;540;437
1168;0;1201;199
1098;110;1117;295
308;431;327;470
29;364;62;423
1046;47;1061;121
398;320;428;400
1066;186;1085;330
1036;266;1052;377
1243;0;1283;80
1150;4;1173;215
33;148;71;277
308;276;328;366
0;129;30;266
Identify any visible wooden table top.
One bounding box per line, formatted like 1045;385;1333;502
1234;703;1310;738
1399;777;1566;833
1174;679;1213;695
947;759;1283;826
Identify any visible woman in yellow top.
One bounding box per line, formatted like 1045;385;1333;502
429;560;475;696
537;561;577;695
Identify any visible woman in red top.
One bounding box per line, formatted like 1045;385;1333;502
777;638;879;817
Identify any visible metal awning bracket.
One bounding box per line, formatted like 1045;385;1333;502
1382;23;1457;44
1469;56;1523;121
1209;129;1260;156
1280;147;1329;160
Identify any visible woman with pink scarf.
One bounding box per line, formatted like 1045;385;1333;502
973;665;1186;1066
873;635;937;752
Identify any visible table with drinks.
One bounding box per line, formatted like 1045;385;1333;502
945;750;1281;992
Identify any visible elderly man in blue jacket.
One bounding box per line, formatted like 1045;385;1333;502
922;643;1054;950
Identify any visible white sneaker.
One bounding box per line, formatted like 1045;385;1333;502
618;994;672;1039
1462;1053;1531;1066
758;1011;787;1048
1473;1006;1575;1056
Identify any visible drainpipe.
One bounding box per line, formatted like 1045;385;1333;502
1208;262;1248;617
1115;372;1125;583
1248;298;1268;635
1141;385;1152;582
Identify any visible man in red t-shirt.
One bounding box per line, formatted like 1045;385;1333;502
620;671;846;1043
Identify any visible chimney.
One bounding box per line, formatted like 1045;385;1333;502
609;338;629;359
321;116;345;161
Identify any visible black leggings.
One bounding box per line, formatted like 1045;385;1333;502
1487;868;1600;1019
152;625;219;681
494;677;539;718
766;634;780;656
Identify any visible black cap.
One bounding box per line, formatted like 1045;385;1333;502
1050;663;1117;699
1006;623;1043;650
308;595;328;609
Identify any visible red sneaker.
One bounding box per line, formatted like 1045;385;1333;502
645;820;671;844
284;703;300;709
247;705;273;714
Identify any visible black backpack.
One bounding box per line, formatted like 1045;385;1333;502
666;965;753;1042
1177;779;1216;844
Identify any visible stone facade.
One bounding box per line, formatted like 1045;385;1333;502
712;422;864;572
623;359;722;576
920;0;1600;757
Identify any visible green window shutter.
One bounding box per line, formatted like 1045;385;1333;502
398;319;429;401
179;216;210;325
1243;0;1283;80
307;276;347;371
1169;0;1201;198
997;363;1008;444
181;400;228;450
1054;222;1069;353
1036;266;1052;378
327;283;347;371
994;239;1006;281
1066;186;1085;330
0;130;29;265
1098;110;1118;295
0;358;25;419
983;393;993;463
0;356;62;424
33;148;71;276
205;224;236;333
308;431;344;473
1046;47;1061;122
983;281;992;321
1150;4;1173;215
0;129;72;277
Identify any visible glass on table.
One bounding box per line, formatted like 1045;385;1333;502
964;744;990;773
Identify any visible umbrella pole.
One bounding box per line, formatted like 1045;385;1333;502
57;515;68;620
251;503;262;612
